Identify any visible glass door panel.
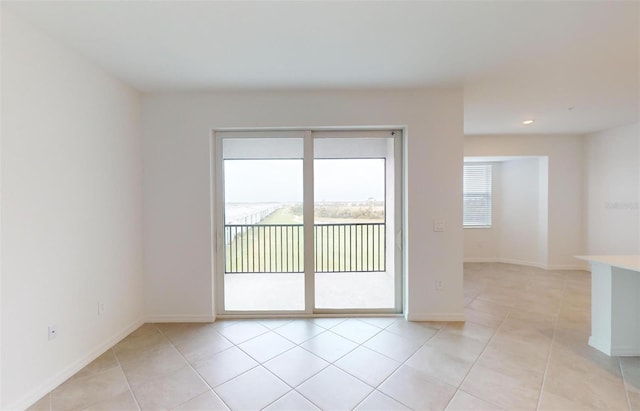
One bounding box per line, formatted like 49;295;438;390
221;137;304;311
313;136;396;309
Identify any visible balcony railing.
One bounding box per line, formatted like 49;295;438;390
224;223;385;274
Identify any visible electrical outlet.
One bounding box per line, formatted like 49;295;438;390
433;219;445;232
436;280;443;290
98;301;105;316
48;325;57;341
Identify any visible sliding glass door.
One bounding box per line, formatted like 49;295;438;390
214;129;402;314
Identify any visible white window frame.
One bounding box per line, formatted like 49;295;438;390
463;163;492;228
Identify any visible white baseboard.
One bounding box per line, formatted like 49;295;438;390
464;258;589;271
14;318;144;411
406;313;465;322
496;258;548;269
463;258;499;263
146;315;216;323
546;264;590;271
589;336;640;356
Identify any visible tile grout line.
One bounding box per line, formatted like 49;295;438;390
534;273;566;411
154;323;235;411
111;347;143;411
620;360;633;411
364;324;444;411
268;318;398;410
442;294;509;411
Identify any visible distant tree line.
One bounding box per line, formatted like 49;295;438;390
289;202;384;220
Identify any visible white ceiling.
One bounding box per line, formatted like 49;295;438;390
3;1;639;135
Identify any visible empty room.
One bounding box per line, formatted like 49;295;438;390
1;1;639;410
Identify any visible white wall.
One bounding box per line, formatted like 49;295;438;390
499;158;544;266
1;11;145;409
142;90;464;322
585;122;640;254
464;135;584;269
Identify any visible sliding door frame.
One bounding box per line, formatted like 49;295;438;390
211;128;404;317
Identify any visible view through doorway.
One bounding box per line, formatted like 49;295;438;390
214;129;402;315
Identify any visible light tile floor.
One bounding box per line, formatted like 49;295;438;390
28;263;639;410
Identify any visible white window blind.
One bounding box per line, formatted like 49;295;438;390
463;164;492;227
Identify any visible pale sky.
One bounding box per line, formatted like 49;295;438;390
224;159;385;203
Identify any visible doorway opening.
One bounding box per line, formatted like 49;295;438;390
213;129;403;315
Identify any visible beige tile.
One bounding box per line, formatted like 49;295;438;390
354;390;410;410
257;319;293;330
71;350;120;381
175;331;234;367
27;394;50;411
622;357;640;393
300;331;358;362
359;317;399;329
172;390;229;411
442;321;495;342
238;331;295;363
297;366;373;411
113;325;167;364
629;389;640;411
310;317;347;329
405;345;474;387
466;299;511;317
330;319;383;344
273;320;325;344
538;389;601;411
263;391;320;411
363;330;423;362
264;347;329;387
81;390;139;411
132;366;209;411
474;292;519;308
156;323;213;345
335;346;401;387
51;367;129;411
385;320;439;343
209;319;246;330
463;307;504;328
161;324;233;363
476;341;548;376
215;321;269;344
378;365;456;411
501;312;556;334
114;328;174;365
514;297;562;315
548;344;623;382
120;345;189;387
214;366;290;410
460;363;542;411
193;346;258;388
543;347;628;410
425;331;487;363
445;390;504;411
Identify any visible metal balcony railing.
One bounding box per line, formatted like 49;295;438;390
224;223;386;274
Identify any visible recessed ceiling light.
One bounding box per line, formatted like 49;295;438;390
522;119;535;125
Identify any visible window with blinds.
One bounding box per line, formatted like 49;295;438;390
463;164;492;227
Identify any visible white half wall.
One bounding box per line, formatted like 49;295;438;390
142;90;464;322
1;11;144;409
585;122;640;254
464;134;584;269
